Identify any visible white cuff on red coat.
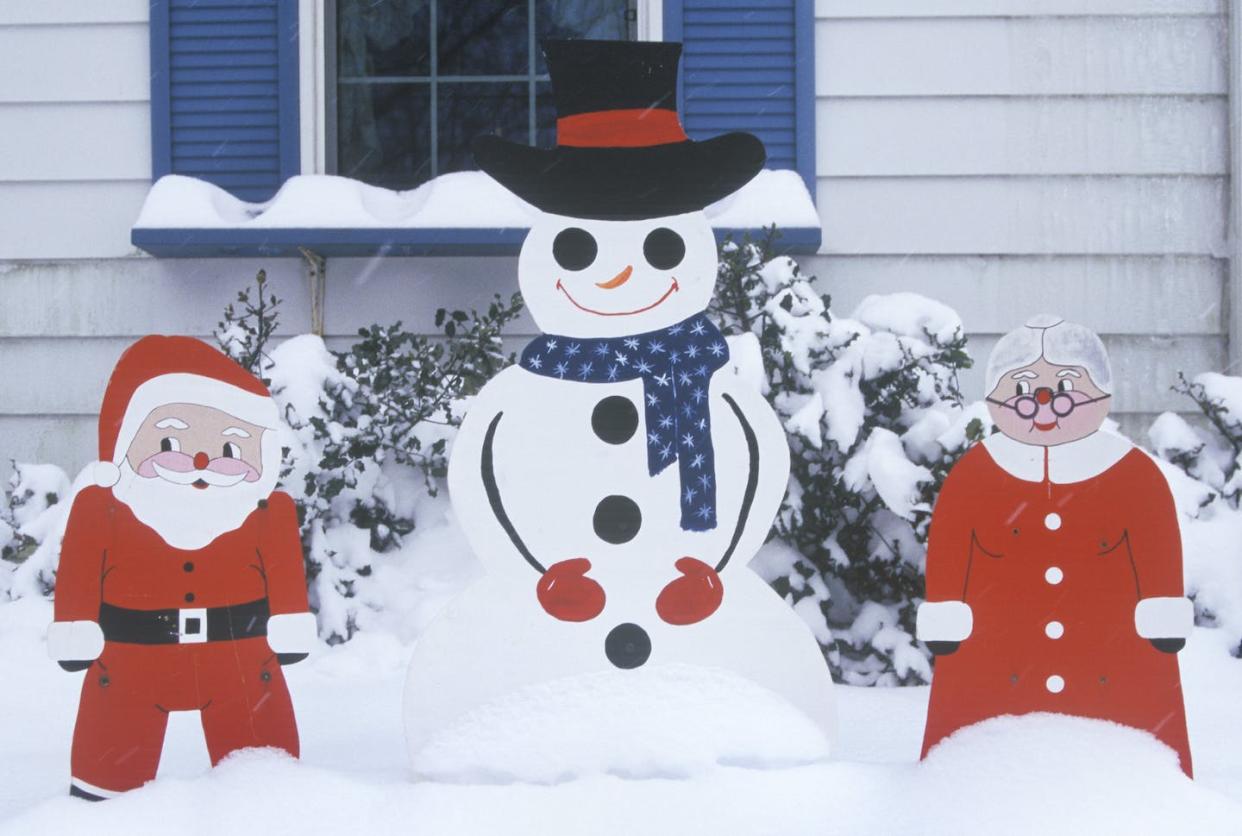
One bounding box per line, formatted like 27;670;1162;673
267;612;318;655
47;620;104;662
1134;596;1194;639
916;601;973;642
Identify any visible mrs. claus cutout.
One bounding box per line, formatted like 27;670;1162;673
47;336;316;799
403;40;835;763
917;315;1194;776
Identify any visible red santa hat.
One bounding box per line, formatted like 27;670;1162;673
91;336;279;488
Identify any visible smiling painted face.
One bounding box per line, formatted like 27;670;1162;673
518;211;718;338
126;402;265;490
985;357;1112;446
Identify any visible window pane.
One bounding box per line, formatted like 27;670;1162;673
338;84;432;189
437;0;528;76
337;0;431;77
535;0;630;73
534;80;556;148
438;83;529;175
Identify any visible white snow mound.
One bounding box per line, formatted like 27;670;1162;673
913;713;1239;836
410;663;831;784
132;170;820;231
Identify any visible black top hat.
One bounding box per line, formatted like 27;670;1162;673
472;39;765;221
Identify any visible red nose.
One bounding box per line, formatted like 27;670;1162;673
193;452;210;470
1034;388;1052;404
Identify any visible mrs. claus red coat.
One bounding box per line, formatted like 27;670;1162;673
919;431;1193;776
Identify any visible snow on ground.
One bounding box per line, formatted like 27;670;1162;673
3;591;1242;835
131;170;821;232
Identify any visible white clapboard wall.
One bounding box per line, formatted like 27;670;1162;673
807;0;1229;440
0;0;1232;478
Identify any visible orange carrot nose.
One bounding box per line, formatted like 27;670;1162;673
193;452;210;470
595;265;633;289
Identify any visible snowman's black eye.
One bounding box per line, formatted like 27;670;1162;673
643;227;685;270
553;227;597;271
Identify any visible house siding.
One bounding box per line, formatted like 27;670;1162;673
0;0;1231;479
805;0;1229;439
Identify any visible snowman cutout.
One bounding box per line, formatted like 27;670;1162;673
404;40;835;764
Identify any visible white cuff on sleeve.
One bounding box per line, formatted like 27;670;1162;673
47;620;104;662
266;612;318;655
916;600;973;642
1134;596;1194;639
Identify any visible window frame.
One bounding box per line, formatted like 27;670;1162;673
133;0;823;258
320;0;640;187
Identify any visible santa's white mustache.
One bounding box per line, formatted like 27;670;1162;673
150;462;250;487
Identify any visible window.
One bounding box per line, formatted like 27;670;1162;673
327;0;637;190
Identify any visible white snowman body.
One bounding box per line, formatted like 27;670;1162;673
404;210;836;762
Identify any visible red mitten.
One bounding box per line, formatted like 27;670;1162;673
656;557;724;625
537;558;606;622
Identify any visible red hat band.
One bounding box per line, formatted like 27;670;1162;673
557;108;689;149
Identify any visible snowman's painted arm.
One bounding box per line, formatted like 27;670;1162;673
447;369;545;575
480;411;546;574
714;380;791;572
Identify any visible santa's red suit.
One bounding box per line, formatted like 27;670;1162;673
49;336;315;800
918;430;1194;776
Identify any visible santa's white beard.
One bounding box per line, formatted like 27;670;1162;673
111;459;276;550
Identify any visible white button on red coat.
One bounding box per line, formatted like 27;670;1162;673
1045;566;1064;585
1046;675;1066;693
1044;512;1062;530
1045;621;1064;639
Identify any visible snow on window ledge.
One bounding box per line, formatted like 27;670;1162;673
130;171;822;258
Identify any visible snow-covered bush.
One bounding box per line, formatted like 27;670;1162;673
0;463;72;600
215;271;521;642
711;230;980;686
1149;373;1242;653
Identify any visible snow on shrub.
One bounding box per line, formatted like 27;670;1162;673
710;230;981;686
1149;373;1242;652
216;270;521;643
0;463;72;600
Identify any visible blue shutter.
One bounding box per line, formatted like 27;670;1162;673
150;0;301;202
665;0;815;194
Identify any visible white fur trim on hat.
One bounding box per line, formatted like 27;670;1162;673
111;372;279;467
1135;596;1194;639
91;461;121;488
47;620;105;662
916;600;974;642
985;315;1112;395
266;612;318;655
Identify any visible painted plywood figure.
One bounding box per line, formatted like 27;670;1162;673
404;40;835;760
47;336;317;800
917;315;1193;775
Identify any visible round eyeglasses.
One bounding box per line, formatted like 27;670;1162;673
986;387;1110;419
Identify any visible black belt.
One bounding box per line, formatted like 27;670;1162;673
98;598;270;645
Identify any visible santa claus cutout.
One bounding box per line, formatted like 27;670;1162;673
47;336;316;800
918;315;1193;776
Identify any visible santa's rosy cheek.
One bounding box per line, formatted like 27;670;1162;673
206;456;261;481
135;449;195;478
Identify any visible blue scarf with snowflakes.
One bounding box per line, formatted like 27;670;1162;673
519;313;730;532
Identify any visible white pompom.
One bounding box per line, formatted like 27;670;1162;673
93;461;120;488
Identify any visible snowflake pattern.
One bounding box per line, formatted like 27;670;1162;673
518;313;731;531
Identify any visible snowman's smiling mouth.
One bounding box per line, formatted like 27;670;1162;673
556;277;679;317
